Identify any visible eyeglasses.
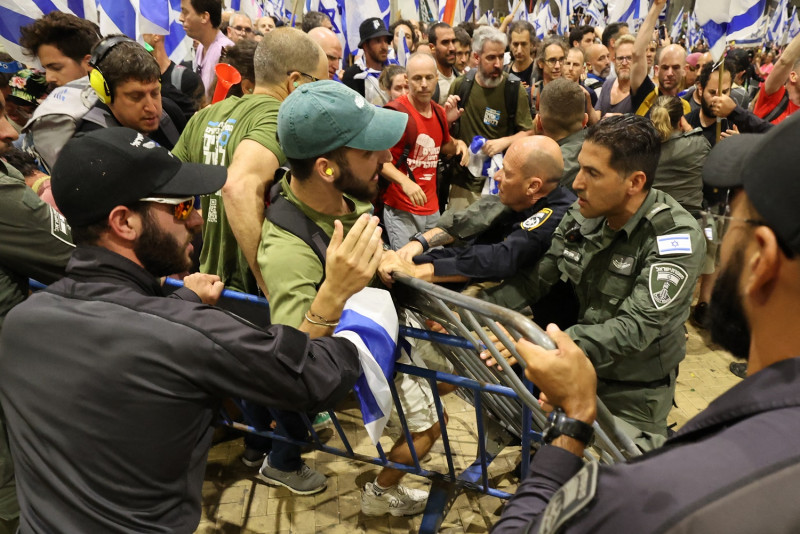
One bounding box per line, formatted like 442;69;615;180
545;57;565;66
140;196;200;220
286;70;321;83
616;55;633;64
232;25;253;33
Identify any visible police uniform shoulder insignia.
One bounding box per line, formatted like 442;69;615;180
646;203;669;218
521;208;553;231
537;461;599;534
649;262;688;309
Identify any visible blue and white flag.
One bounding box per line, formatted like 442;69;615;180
767;0;788;45
306;0;347;57
695;0;767;60
165;0;192;64
507;0;530;22
533;0;556;39
671;7;684;41
396;33;410;66
584;0;606;26
334;288;399;445
97;0;170;39
686;11;701;50
606;0;647;27
344;0;390;56
790;7;800;41
0;0;98;62
558;0;573;35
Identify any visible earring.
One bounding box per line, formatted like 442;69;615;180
325;168;333;176
293;81;299;88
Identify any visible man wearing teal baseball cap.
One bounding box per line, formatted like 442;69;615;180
257;81;443;516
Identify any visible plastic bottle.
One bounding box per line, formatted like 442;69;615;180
466;135;487;177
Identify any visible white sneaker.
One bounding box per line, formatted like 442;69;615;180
361;482;428;517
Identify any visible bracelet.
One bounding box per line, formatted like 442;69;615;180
411;232;430;252
304;311;339;328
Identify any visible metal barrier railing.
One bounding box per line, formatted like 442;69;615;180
31;275;642;533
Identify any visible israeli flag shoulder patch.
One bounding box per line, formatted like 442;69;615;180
656;233;692;255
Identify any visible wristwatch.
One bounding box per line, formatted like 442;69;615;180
542;407;594;445
411;232;430;252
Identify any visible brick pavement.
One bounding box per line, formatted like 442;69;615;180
197;320;742;533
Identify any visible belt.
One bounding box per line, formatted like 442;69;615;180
599;374;672;389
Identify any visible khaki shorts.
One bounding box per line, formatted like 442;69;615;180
388;370;438;433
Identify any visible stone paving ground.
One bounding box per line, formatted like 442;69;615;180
197;320;743;533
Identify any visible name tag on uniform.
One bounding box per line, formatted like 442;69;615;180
608;254;635;276
563;248;581;263
537;461;599;534
656;234;692;255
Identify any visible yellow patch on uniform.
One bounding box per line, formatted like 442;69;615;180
521;208;553;231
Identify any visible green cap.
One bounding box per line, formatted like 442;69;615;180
278;80;408;159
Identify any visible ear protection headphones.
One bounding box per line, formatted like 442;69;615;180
89;35;136;105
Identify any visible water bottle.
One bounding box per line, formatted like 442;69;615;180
467;136;487;177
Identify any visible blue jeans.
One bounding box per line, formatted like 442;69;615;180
238;401;308;471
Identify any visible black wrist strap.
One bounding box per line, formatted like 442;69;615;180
543;407;594;445
412;232;430;252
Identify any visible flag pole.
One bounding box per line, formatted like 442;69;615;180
508;0;524;20
715;48;727;145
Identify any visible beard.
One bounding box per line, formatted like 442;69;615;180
478;70;503;88
334;160;379;202
708;247;751;360
701;94;717;118
134;209;193;277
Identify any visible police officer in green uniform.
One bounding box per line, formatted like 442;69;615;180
0;91;74;533
482;115;705;438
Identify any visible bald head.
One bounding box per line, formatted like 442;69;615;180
498;136;564;211
586;43;611;78
656;44;686;95
308;27;343;79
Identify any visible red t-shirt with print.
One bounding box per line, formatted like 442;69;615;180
753;82;800;124
383;95;450;215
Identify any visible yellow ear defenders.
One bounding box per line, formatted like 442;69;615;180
89;35;136;105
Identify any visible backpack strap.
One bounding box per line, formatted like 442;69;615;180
265;179;330;287
504;73;521;136
384;99;419;181
762;89;790;123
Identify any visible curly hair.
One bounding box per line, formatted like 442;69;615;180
19;11;100;62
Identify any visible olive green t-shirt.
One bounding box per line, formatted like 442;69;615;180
172;94;285;294
257;178;373;328
448;73;533;191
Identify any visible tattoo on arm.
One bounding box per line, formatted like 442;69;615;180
427;230;455;248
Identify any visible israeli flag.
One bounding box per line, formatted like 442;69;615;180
671;7;684;41
585;0;606;26
508;0;530;22
607;0;648;28
165;0;192;64
396;34;410;67
462;0;476;24
767;0;788;45
97;0;170;39
334;288;399;445
558;0;572;35
533;0;556;39
695;0;767;60
307;0;347;57
0;0;98;62
790;7;800;41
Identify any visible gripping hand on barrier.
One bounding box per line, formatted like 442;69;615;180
516;324;598;452
182;273;224;305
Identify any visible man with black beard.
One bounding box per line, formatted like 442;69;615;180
685;59;772;147
492;113;800;533
258;81;443;517
0;128;371;532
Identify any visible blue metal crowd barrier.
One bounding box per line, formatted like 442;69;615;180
32;275;641;533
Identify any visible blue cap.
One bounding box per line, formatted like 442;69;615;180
278;80;407;159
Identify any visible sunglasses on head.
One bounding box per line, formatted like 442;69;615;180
139;196;200;220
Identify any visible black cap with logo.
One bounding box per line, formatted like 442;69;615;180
52;128;227;226
358;17;392;47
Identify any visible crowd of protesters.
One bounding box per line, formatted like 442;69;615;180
0;0;799;531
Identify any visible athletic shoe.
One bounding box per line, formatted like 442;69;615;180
240;447;267;468
312;412;332;432
361;482;428;517
257;459;327;495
